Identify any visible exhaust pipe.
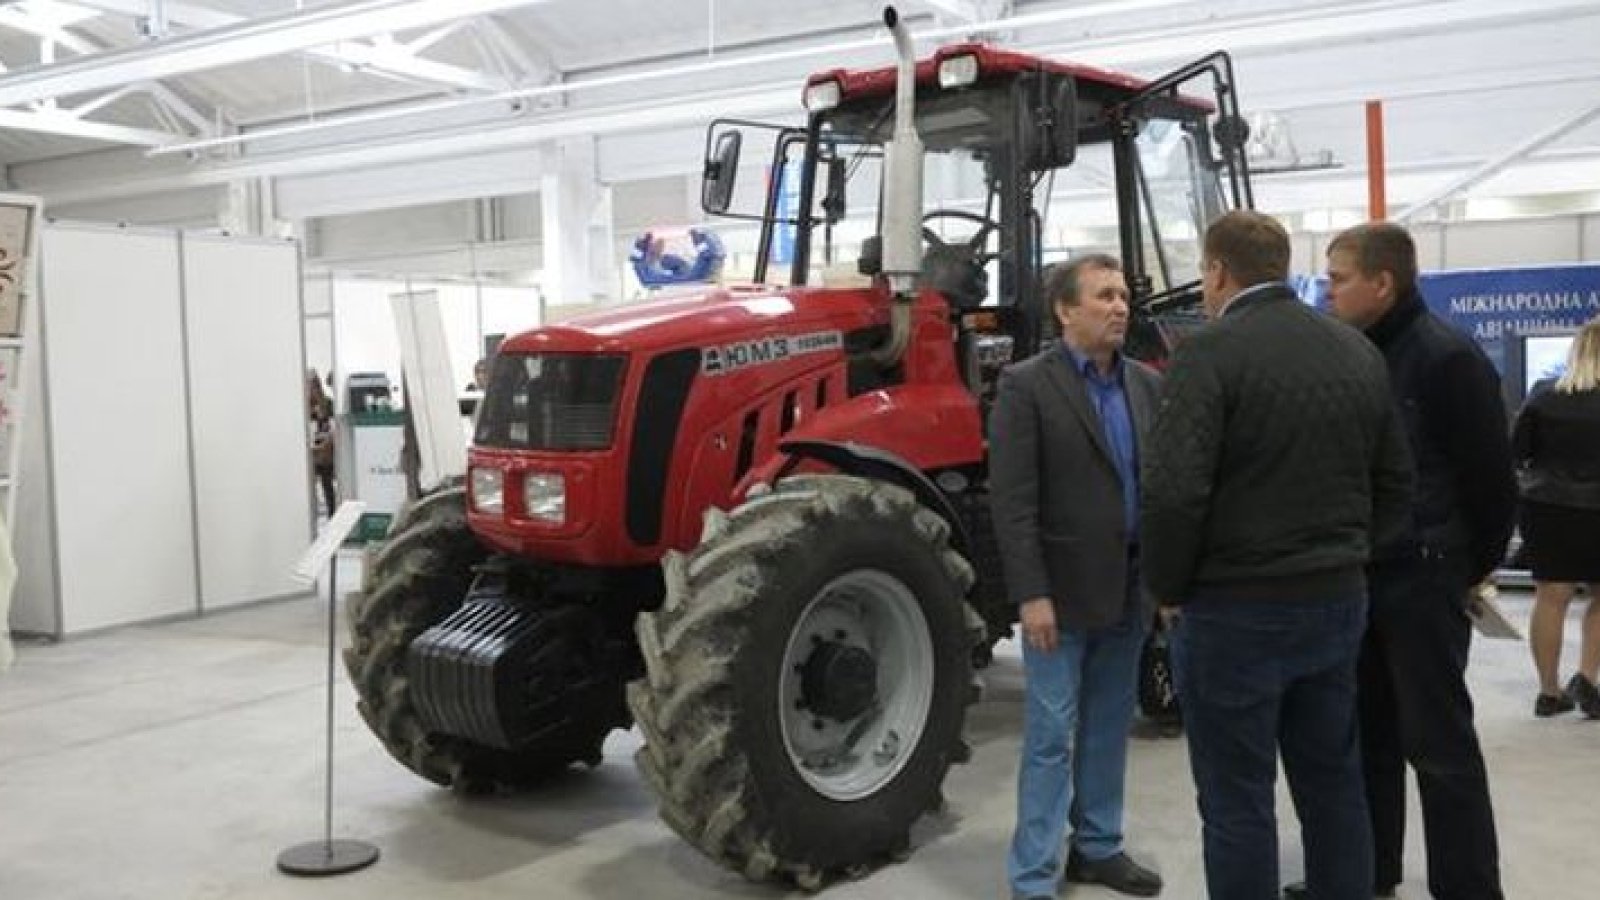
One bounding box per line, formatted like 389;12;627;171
872;5;922;368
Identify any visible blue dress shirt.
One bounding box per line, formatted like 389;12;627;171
1063;342;1139;537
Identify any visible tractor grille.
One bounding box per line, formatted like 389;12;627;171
474;353;627;451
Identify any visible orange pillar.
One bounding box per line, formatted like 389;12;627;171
1366;100;1387;221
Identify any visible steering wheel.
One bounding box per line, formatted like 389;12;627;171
921;209;1000;264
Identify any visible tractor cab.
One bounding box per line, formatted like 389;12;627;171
703;39;1253;364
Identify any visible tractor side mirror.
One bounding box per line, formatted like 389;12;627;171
1018;72;1077;170
702;129;743;215
822;157;848;225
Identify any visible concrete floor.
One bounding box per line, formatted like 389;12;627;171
2;567;1597;900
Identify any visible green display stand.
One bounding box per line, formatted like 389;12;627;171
344;409;407;547
348;513;393;546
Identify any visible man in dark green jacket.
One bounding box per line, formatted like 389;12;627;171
1141;210;1414;900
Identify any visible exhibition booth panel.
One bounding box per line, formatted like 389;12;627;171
11;224;311;638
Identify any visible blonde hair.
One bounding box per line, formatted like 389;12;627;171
1555;316;1600;394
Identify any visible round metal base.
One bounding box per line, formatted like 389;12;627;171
276;839;380;877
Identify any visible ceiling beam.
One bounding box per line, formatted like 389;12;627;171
0;3;221;143
1024;0;1594;72
33;81;799;204
0;108;184;145
472;16;558;86
0;5;101;56
77;0;513;92
71;0;519;92
310;40;509;92
78;0;511;93
1394;99;1600;222
0;0;552;107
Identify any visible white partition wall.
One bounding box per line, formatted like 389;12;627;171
11;225;311;637
182;235;310;612
37;226;198;633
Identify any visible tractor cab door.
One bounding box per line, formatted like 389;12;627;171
1110;53;1254;354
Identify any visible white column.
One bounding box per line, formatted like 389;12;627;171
220;179;260;235
589;183;618;301
220;177;287;237
540;137;613;305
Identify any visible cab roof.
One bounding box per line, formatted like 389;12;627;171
804;42;1213;113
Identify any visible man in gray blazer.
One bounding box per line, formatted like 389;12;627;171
991;254;1164;900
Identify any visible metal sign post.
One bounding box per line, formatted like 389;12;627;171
277;500;380;877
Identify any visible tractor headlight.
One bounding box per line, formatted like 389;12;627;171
937;53;979;89
523;472;566;525
803;78;842;112
471;466;504;515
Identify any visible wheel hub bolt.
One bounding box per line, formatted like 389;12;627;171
873;730;901;765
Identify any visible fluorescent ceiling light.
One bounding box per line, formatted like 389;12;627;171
0;0;555;108
146;0;1195;157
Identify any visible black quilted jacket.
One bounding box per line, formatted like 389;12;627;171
1140;284;1416;604
1367;289;1518;583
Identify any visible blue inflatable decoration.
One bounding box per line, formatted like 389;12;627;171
630;227;726;287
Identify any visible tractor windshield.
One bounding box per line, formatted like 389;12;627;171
1132;118;1230;297
796;84;1236;311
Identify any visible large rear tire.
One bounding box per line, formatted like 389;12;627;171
629;475;975;888
344;487;620;790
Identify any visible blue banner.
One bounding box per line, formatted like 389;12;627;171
1416;265;1600;372
1295;264;1600;373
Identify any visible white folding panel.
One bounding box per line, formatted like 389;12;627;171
182;235;311;612
40;226;197;633
434;282;484;391
391;290;468;491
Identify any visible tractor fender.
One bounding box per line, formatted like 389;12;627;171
772;439;973;556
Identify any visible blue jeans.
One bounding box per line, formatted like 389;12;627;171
1171;594;1373;900
1007;606;1146;899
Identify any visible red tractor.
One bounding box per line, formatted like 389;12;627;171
345;6;1253;889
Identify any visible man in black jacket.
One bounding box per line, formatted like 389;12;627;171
1142;211;1414;900
1309;221;1515;900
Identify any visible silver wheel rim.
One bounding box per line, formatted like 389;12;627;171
778;569;935;801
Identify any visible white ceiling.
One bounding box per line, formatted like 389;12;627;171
0;0;1597;219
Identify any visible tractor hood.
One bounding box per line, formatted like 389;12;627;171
499;282;887;357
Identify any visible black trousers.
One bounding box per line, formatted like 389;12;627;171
1360;556;1503;900
314;463;336;517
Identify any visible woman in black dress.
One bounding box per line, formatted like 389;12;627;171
1514;317;1600;718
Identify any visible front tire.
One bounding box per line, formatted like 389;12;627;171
344;487;621;790
629;475;975;888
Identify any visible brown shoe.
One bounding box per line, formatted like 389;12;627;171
1064;850;1162;897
